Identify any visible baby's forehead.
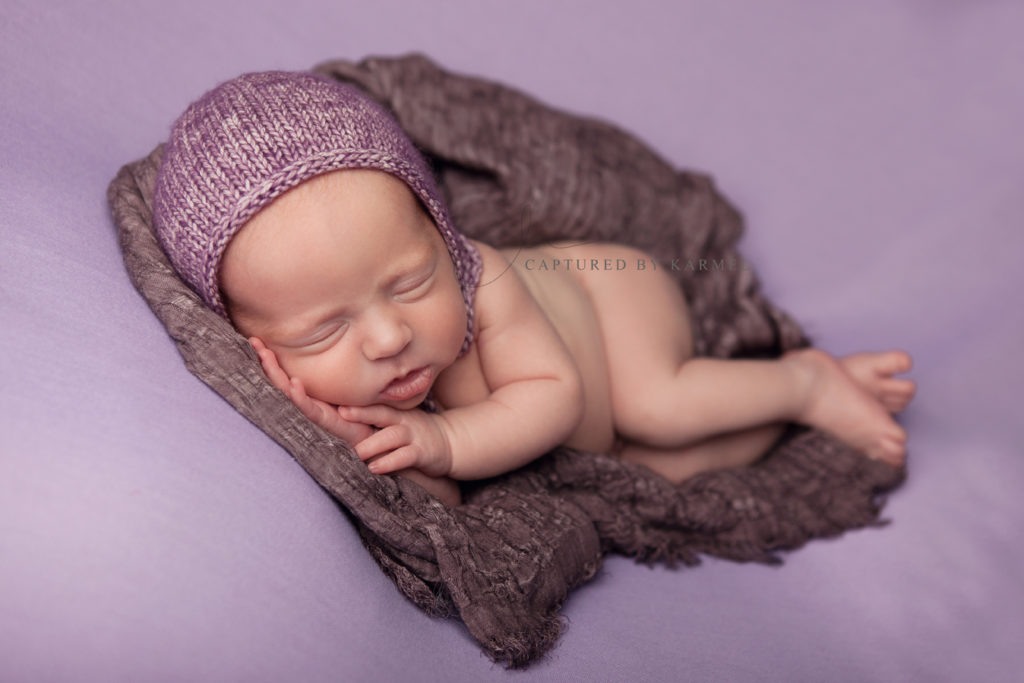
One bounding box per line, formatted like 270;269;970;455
233;168;440;249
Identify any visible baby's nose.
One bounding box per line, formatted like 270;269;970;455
361;308;412;360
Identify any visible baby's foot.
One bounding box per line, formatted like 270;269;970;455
783;348;908;466
839;350;916;414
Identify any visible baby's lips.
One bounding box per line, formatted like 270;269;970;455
380;365;432;401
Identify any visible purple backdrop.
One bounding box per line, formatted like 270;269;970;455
3;1;1022;681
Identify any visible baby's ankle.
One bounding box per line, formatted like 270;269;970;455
781;348;833;421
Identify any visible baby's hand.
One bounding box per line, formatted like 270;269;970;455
338;404;453;478
249;337;374;445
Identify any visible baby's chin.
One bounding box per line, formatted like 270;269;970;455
339;394;431;413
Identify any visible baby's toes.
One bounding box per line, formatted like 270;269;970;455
873;435;907;466
880;378;917;413
879;350;913;377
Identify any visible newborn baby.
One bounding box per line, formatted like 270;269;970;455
154;71;916;507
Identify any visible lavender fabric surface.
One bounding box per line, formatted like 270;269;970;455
3;2;1023;681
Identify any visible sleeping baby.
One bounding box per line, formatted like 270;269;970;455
153;71;916;507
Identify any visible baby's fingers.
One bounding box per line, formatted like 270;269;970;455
284;383;375;444
353;425;413;464
287;377;325;423
250;337;291;394
365;447;419;476
339;404;402;429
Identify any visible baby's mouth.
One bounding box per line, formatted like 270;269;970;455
380;366;432;401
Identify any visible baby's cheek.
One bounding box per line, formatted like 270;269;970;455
428;287;468;356
291;350;363;406
275;353;320;395
291;358;331;399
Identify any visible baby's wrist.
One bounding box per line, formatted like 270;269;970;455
431;412;457;477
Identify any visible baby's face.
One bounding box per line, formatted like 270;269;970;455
220;169;467;410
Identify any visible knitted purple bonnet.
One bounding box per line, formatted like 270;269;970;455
152;71;482;355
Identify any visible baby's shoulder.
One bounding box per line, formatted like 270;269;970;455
468;239;524;290
469;239;521;299
468;238;501;263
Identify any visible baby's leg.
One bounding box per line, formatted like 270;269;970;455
395;469;462;507
617;423;788;484
618;346;911;465
574;244;910;465
618;350;915;483
570;244;803;444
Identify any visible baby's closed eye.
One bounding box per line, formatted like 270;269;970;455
392;267;436;302
286;320;348;351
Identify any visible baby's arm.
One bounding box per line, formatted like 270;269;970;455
348;242;584;480
443;242;585;478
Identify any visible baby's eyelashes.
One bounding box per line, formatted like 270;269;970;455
392;271;435;302
304;322;347;346
279;320;348;350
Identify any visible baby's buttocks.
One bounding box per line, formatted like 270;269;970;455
497;243;616;453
